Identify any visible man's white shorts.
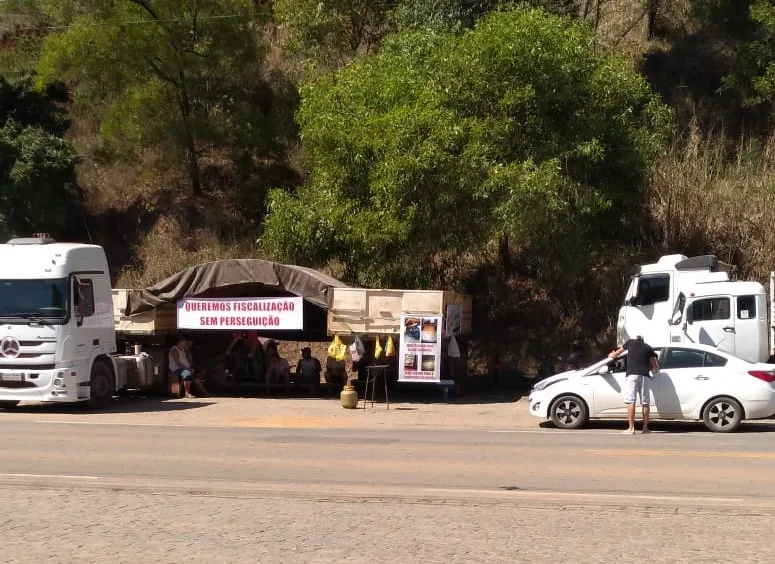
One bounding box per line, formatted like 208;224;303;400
624;374;651;405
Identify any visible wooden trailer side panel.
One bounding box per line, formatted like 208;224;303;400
327;288;471;335
112;289;177;334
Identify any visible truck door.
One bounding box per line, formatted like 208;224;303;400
72;276;97;365
733;294;765;363
685;296;734;356
620;273;672;344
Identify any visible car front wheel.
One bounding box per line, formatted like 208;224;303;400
703;396;743;433
550;395;588;429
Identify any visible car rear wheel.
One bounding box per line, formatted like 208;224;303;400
703;396;743;433
550;395;588;429
0;400;18;409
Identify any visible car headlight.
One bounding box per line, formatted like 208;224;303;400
532;377;566;392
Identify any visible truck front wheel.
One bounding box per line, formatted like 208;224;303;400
88;361;114;410
0;401;19;409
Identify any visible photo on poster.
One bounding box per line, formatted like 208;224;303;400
403;317;421;343
420;318;438;343
403;354;417;370
421;355;436;372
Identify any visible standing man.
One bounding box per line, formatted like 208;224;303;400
608;336;659;434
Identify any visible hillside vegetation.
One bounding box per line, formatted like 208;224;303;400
2;0;775;369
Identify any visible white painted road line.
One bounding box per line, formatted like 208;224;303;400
487;429;713;436
0;474;760;508
34;420;232;428
0;472;100;480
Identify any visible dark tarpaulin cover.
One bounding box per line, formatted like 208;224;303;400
125;259;350;316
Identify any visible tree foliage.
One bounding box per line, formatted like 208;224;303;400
0;76;80;238
33;0;270;196
273;0;400;70
721;0;775;117
274;0;523;71
262;8;673;287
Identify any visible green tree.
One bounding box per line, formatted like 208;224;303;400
262;8;673;286
33;0;269;196
722;1;775;116
274;0;400;70
0;76;80;238
392;0;510;31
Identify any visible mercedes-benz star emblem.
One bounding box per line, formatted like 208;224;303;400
0;337;21;359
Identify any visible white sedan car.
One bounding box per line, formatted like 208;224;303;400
528;343;775;432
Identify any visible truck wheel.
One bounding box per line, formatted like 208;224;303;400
0;400;19;409
88;361;114;410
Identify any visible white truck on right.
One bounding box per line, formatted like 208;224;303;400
617;254;773;363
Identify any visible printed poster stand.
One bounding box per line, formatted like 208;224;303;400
398;313;443;383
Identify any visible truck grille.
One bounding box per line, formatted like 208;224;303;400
0;380;36;388
0;363;54;370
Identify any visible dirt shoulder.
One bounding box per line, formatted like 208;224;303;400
5;394;535;430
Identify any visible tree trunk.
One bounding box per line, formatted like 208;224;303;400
498;235;511;277
647;0;659;40
177;75;201;197
183;123;201;198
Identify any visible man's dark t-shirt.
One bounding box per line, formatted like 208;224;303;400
623;338;657;377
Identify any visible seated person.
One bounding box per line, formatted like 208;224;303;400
169;335;209;398
265;342;291;385
296;347;322;387
226;331;265;382
325;356;348;386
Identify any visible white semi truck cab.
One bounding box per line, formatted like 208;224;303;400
616;254;729;346
0;237;158;409
618;253;774;363
666;280;768;363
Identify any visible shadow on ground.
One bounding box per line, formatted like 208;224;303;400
350;377;529;406
539;419;775;434
4;396;215;415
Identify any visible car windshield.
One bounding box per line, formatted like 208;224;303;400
0;279;69;322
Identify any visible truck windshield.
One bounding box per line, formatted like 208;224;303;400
0;279;69;322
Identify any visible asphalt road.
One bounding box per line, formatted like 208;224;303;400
1;419;774;563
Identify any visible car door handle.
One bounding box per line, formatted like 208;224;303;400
723;326;735;333
695;375;709;381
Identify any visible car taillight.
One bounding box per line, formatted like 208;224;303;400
748;370;775;383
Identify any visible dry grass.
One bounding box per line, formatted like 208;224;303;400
115;216;264;287
649;122;775;282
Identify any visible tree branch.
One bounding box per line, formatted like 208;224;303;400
127;0;160;21
611;7;649;47
144;54;179;86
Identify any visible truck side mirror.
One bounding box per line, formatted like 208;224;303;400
73;278;84;327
